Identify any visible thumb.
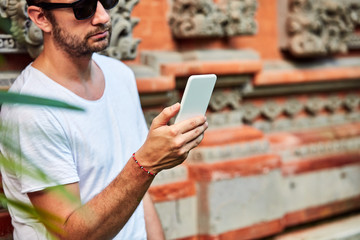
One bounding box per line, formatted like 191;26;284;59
150;103;180;130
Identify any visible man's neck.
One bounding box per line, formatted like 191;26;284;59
31;45;105;101
33;45;93;83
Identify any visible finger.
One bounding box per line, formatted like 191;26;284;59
150;103;180;130
181;122;208;144
181;133;205;156
174;115;207;134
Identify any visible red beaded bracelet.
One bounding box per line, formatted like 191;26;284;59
132;153;156;177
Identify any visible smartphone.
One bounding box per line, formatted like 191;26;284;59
174;74;217;124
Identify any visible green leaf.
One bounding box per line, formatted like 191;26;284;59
0;91;84;111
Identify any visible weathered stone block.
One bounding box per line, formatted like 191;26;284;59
196;170;284;238
188;154;284;239
150;179;198;240
283;164;360;226
154;196;198;240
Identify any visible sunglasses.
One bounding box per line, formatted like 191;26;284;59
28;0;119;20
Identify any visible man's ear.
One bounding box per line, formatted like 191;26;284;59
27;6;52;33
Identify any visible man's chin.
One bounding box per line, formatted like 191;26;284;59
90;40;110;53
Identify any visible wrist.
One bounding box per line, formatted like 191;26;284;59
132;153;157;177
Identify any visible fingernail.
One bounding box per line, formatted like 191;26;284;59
172;103;179;110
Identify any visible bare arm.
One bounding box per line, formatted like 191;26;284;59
144;193;165;240
28;103;207;239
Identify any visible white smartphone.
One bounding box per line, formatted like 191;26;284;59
174;74;217;124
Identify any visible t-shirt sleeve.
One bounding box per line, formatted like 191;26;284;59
1;105;79;194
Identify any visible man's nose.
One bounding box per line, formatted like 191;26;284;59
92;1;111;25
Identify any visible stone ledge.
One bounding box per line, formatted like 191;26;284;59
194;219;284;240
254;66;360;86
161;60;263;77
284;195;360;228
136;75;175;93
200;125;263;147
149;180;196;203
188;154;281;182
268;123;360;150
141;49;261;73
275;212;360;240
282;154;360;176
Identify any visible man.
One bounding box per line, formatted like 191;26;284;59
0;0;208;239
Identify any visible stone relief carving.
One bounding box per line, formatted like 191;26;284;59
292;137;360;160
344;93;360;111
142;90;360;131
0;0;41;57
0;34;22;53
286;0;360;57
0;0;140;60
169;0;257;38
209;90;241;112
100;0;141;60
220;0;258;36
284;98;302;116
346;0;360;49
261;101;282;120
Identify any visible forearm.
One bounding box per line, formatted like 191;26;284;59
144;193;165;240
60;158;153;240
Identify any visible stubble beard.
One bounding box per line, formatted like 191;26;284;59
51;19;112;58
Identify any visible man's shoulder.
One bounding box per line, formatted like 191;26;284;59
10;64;36;92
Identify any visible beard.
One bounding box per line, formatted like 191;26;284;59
50;16;112;58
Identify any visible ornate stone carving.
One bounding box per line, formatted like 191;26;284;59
326;95;342;112
169;0;257;38
345;0;360;49
0;34;24;53
286;0;360;57
305;97;325;115
242;102;260;123
209;90;241;112
261;101;282;121
219;0;258;36
344;93;360;111
141;88;360;130
0;0;140;60
239;93;360;131
100;0;141;60
0;0;42;57
292;137;360;159
284;98;303;117
169;0;226;38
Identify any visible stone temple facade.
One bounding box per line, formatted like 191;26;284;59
1;0;360;239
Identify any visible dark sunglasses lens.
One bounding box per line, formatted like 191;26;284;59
73;0;97;20
101;0;119;9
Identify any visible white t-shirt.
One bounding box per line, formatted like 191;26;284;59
0;53;148;239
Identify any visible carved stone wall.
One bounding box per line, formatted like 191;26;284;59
169;0;258;38
279;0;360;57
0;0;140;60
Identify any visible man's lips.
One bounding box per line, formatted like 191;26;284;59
90;30;109;39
